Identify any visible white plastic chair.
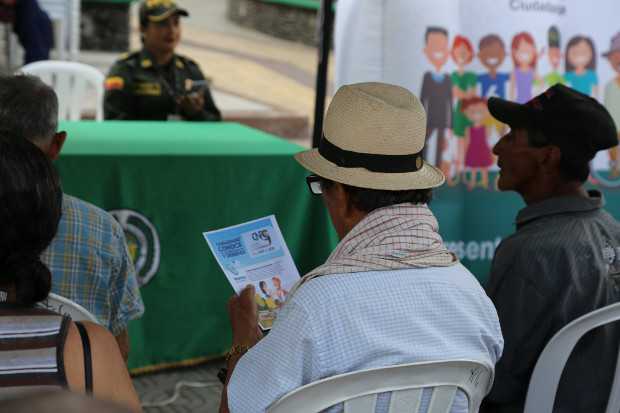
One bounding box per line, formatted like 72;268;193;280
524;302;620;413
19;60;104;120
37;292;99;323
267;360;494;413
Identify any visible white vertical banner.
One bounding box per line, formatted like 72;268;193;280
335;0;620;186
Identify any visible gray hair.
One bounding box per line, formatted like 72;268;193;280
0;75;59;143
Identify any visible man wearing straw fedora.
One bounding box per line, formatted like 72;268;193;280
218;82;503;413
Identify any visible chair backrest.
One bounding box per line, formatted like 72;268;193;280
524;302;620;413
18;60;104;120
37;293;100;324
267;360;494;413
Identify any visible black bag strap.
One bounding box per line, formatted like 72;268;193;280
75;322;93;394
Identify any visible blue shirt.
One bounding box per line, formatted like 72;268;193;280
431;72;446;82
565;70;598;96
478;73;510;99
41;194;144;335
228;265;503;412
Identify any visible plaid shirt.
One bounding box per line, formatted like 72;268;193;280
41;194;144;335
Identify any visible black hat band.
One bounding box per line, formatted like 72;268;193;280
319;134;423;173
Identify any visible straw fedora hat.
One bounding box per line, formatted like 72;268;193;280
295;82;445;190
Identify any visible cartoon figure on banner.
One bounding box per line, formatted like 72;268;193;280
600;32;620;182
451;35;478;177
477;34;509;138
478;34;509;99
420;27;453;176
543;26;565;88
510;32;540;104
462;97;493;190
565;35;598;98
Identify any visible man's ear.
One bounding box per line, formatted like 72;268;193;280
540;145;562;170
48;131;67;161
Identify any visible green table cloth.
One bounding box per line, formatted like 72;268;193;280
56;121;338;372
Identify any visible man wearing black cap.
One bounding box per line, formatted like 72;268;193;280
103;0;221;121
482;84;620;412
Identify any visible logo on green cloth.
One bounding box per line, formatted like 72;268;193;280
110;209;161;287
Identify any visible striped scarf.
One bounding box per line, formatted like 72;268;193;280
290;203;457;295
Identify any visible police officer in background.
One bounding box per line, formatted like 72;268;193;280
104;0;221;121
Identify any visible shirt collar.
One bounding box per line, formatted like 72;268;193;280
431;72;445;82
516;190;604;228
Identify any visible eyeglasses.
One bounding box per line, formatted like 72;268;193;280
305;174;323;195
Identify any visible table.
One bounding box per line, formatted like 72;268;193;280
56;121;338;372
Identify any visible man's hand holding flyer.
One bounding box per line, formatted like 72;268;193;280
203;215;300;330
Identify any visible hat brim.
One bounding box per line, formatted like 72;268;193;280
487;97;533;128
295;149;445;191
148;7;189;22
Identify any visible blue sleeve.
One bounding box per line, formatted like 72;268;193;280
228;300;322;413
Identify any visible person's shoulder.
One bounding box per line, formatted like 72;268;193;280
63;321;119;389
65;321;117;351
175;53;202;71
496;227;563;259
62;195;122;235
107;51;141;77
112;50;140;66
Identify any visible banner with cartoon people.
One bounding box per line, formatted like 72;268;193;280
335;0;620;188
334;0;620;279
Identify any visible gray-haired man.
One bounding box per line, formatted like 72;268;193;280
0;75;144;361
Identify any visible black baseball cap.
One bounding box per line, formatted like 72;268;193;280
488;84;618;161
139;0;188;25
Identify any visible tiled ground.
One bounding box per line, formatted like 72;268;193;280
133;360;225;412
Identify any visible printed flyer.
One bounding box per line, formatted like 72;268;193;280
203;215;300;329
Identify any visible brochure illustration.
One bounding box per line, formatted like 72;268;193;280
203;215;300;330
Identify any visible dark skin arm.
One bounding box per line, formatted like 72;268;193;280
219;286;263;413
114;329;130;363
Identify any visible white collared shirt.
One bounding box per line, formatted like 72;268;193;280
228;264;503;413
